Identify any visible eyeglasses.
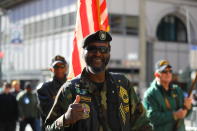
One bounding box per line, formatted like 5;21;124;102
86;46;110;54
53;64;66;69
161;70;173;74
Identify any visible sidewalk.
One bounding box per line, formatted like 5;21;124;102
185;107;197;131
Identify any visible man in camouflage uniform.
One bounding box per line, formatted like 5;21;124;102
143;60;192;131
45;30;153;131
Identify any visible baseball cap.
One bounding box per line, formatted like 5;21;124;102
51;55;67;67
82;30;112;48
24;82;32;89
155;60;172;72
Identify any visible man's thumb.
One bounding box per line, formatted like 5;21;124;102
73;95;80;104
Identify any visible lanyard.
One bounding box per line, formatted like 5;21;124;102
162;87;179;111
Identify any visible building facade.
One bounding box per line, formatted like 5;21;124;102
0;0;197;86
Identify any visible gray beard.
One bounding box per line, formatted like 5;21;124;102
87;66;106;74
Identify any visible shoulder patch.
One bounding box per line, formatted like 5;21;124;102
80;96;91;102
119;86;129;104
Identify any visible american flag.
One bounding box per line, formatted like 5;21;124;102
68;0;110;79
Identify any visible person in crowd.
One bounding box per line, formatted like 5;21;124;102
143;60;192;131
17;82;40;131
37;55;68;129
192;90;197;107
0;82;18;131
45;30;153;131
11;80;21;97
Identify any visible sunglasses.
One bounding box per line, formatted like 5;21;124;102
161;70;173;74
86;46;110;54
53;64;66;69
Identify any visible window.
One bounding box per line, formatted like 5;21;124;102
43;18;49;34
126;15;139;35
109;14;139;35
62;14;69;28
48;17;55;32
54;15;62;30
23;12;76;40
69;12;76;26
110;14;123;34
156;15;187;43
23;24;28;39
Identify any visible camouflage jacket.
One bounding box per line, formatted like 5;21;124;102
45;69;153;131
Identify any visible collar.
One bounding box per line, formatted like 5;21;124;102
53;75;67;85
78;68;111;94
155;81;173;96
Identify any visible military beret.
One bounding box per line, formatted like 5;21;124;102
155;60;172;72
82;30;112;48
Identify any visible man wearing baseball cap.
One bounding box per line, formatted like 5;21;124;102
37;55;68;129
143;60;192;131
45;30;152;131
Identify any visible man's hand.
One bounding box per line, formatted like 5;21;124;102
64;95;84;125
173;109;187;120
184;97;192;110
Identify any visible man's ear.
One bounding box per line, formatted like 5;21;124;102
154;72;160;78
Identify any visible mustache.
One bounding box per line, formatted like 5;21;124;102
92;56;105;60
85;55;110;74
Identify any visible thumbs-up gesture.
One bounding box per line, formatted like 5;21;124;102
64;95;84;125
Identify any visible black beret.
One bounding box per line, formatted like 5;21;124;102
82;30;112;48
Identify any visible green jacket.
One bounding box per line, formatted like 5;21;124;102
45;69;153;131
143;80;189;131
16;90;39;119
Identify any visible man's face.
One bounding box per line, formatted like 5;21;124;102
84;42;110;74
52;63;67;79
159;67;173;84
4;87;11;94
13;83;20;91
26;87;32;92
